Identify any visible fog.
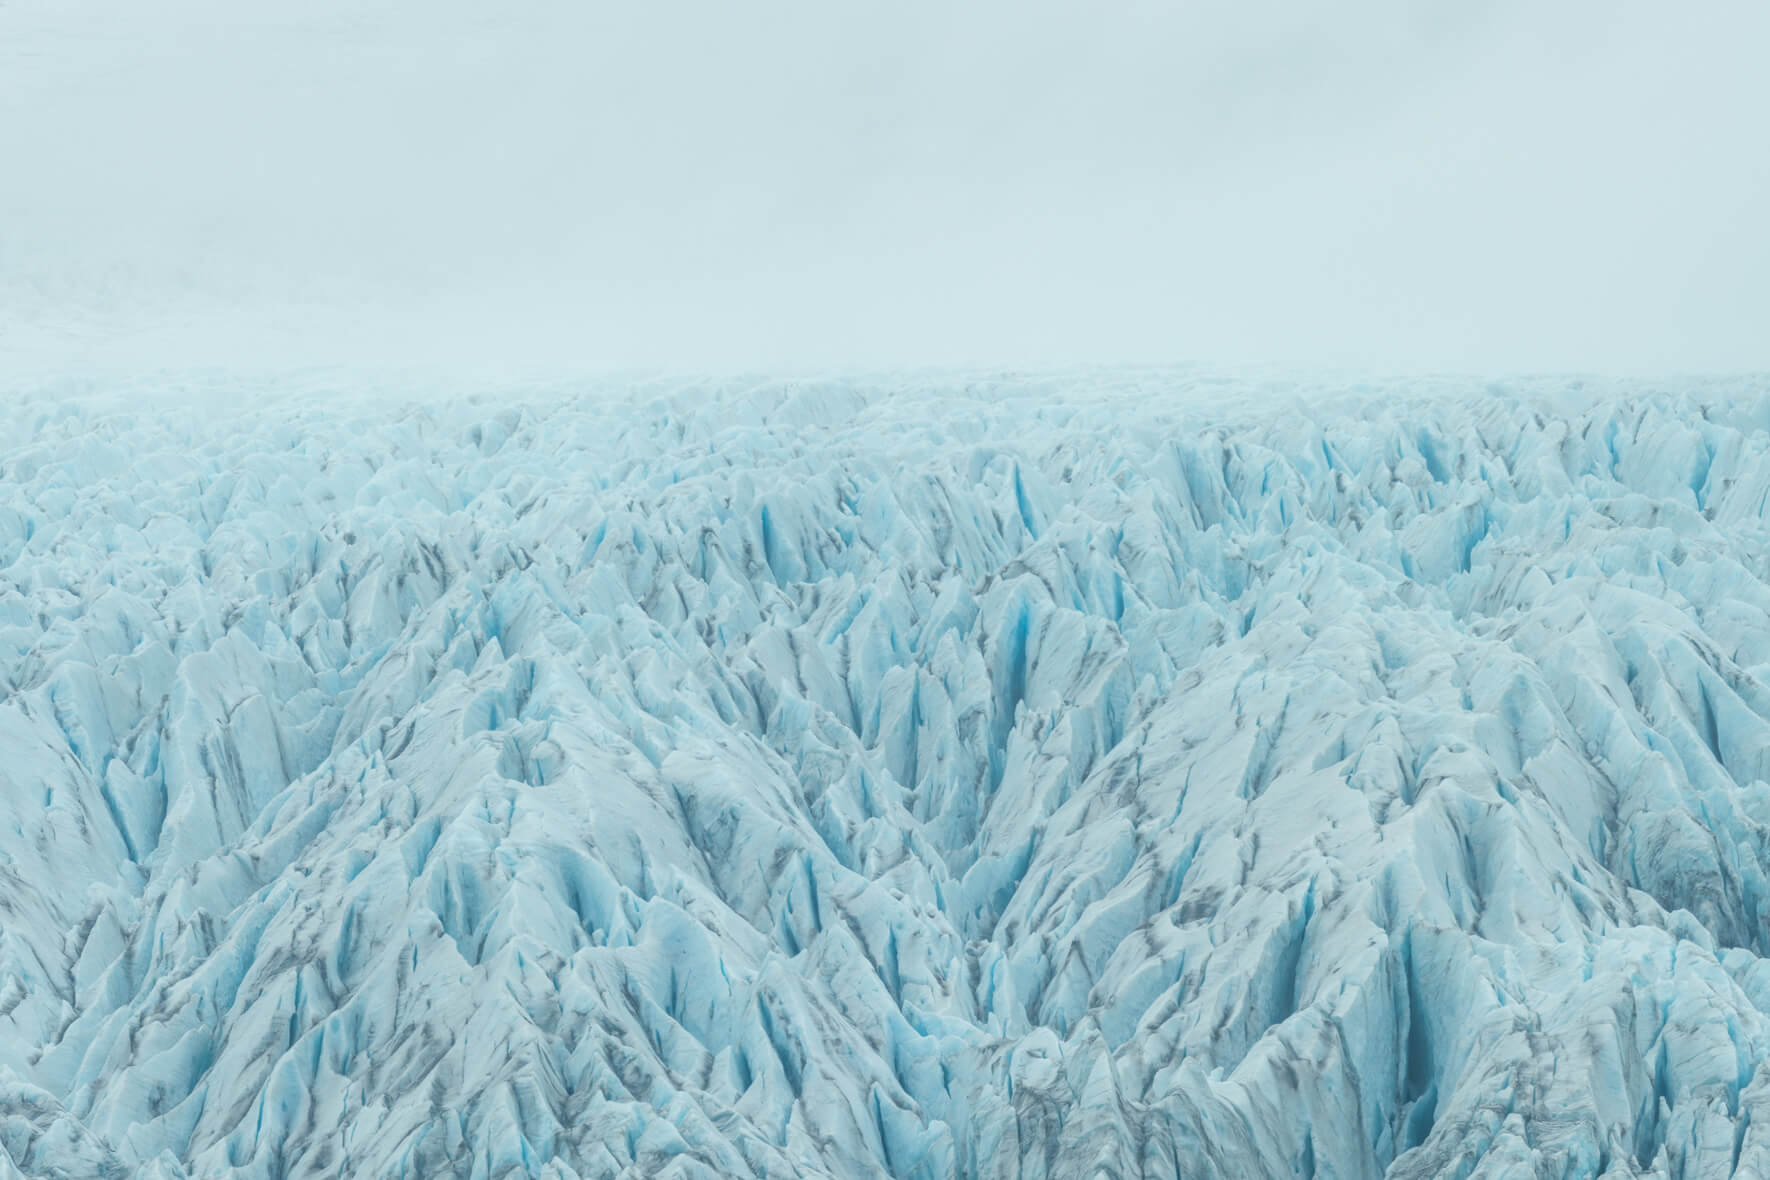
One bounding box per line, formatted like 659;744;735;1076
4;0;1767;385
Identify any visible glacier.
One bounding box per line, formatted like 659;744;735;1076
5;373;1770;1178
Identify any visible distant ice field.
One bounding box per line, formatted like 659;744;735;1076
5;374;1770;1178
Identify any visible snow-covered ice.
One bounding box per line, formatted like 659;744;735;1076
6;374;1770;1178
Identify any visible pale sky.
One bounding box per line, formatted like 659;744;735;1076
3;0;1767;385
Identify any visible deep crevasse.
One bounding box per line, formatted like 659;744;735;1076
5;375;1770;1178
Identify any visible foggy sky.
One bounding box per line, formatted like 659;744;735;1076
4;0;1767;384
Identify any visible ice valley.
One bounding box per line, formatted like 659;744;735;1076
5;376;1770;1178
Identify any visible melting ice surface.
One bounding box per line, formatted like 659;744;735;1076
6;373;1770;1179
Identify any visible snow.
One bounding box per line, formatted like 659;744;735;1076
5;374;1770;1178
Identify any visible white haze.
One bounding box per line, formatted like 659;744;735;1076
2;0;1767;386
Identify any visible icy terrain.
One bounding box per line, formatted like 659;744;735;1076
6;375;1770;1179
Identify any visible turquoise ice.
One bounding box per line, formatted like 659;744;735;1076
5;375;1770;1178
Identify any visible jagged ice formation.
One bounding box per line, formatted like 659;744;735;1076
6;375;1770;1178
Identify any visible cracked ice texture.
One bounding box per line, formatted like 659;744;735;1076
6;374;1770;1178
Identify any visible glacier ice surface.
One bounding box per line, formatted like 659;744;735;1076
5;373;1770;1178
